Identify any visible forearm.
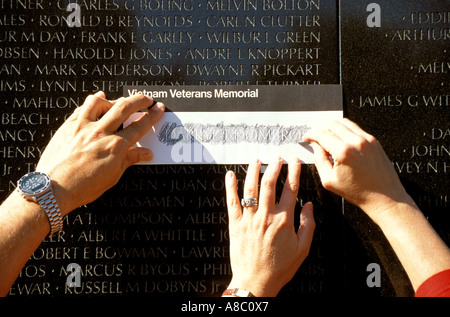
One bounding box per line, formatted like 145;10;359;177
0;191;50;296
0;93;163;297
370;196;450;291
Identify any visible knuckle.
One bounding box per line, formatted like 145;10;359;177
335;144;353;161
105;136;125;154
136;93;151;102
126;121;143;135
321;178;334;191
131;93;152;106
262;178;276;191
366;134;378;145
227;196;240;208
244;187;258;198
86;127;105;141
354;137;368;151
276;215;290;230
287;180;299;192
84;94;98;104
115;99;129;113
355;135;378;153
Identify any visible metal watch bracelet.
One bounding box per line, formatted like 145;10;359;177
37;190;63;237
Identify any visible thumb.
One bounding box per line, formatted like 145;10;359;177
125;147;154;168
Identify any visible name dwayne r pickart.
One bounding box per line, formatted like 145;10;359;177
181;300;269;314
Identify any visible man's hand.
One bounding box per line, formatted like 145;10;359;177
36;91;165;216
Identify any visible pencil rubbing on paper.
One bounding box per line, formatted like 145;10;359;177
157;122;311;146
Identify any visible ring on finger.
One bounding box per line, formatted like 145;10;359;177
241;198;258;207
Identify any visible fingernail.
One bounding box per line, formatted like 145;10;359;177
94;91;104;97
152;102;165;112
141;150;154;162
304;201;314;209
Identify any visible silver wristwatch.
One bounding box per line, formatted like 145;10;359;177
17;171;63;237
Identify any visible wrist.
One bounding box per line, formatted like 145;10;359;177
226;277;280;297
39;166;78;217
363;193;418;228
50;180;74;218
359;190;414;224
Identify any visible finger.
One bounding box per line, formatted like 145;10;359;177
123;147;154;169
117;102;165;146
94;91;106;99
304;124;345;158
225;171;243;224
297;202;315;256
242;159;262;214
310;142;334;182
65;105;84;122
340;118;375;141
327;120;366;148
278;157;301;218
258;157;283;213
99;94;155;133
76;92;114;122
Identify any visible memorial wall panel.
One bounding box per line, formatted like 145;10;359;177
1;0;448;298
341;0;449;296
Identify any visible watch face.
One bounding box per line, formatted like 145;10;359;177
18;172;51;196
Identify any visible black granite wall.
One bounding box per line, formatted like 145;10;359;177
1;0;448;297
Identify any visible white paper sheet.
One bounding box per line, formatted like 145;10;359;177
123;85;343;164
124;111;342;164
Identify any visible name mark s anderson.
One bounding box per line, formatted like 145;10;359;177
128;88;259;99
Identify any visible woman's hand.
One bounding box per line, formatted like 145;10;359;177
303;118;411;220
225;157;315;296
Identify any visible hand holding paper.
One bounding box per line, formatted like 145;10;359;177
124;85;343;164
